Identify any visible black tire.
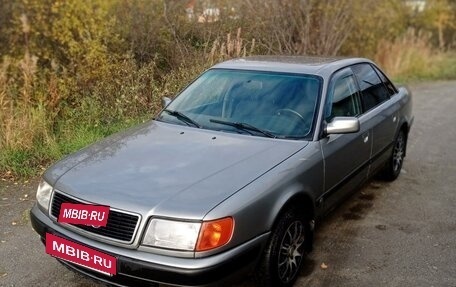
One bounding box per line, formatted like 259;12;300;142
255;208;310;287
382;130;406;181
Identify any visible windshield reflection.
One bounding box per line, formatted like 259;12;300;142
157;69;321;139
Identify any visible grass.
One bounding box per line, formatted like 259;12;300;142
375;29;456;83
0;117;147;179
2;54;455;180
391;53;456;83
0;27;454;180
434;53;456;80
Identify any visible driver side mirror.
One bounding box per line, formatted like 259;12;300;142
162;97;172;108
325;117;360;135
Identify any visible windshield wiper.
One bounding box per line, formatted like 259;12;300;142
209;118;276;138
163;109;201;128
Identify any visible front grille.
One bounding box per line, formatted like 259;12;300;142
51;191;139;243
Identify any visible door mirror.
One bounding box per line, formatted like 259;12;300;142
162;97;172;108
325;117;360;135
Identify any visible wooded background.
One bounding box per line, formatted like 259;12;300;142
1;0;455;177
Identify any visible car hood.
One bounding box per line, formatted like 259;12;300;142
45;121;307;220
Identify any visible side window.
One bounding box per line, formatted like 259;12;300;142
325;71;362;121
373;65;397;96
352;64;390;112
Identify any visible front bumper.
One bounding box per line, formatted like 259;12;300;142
30;204;266;287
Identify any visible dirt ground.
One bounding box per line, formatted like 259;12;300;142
1;81;455;287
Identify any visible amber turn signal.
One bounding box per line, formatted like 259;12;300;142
196;217;234;251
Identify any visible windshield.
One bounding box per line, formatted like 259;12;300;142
157;69;321;139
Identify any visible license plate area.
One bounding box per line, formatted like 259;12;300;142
58;203;110;227
46;233;117;276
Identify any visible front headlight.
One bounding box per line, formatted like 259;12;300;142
142;217;234;252
36;179;53;213
142;219;201;251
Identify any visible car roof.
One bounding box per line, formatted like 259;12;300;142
212;56;373;78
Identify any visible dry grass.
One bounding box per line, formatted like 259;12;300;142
208;28;256;64
375;29;437;80
1;3;455;178
0;54;51;151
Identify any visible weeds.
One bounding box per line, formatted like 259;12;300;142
375;29;456;81
1;0;455;178
208;28;256;64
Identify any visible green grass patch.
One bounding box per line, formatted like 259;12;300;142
434;53;456;80
0;117;148;178
0;149;38;177
392;52;456;83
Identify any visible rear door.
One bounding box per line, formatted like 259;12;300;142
319;68;371;211
352;63;400;174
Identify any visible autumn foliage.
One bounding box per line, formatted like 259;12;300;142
0;0;455;177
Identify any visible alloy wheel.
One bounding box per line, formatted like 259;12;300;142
277;221;305;283
393;133;405;173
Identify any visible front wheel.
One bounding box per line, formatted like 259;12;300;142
255;209;309;287
382;130;406;181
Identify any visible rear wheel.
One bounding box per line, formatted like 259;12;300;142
382;130;406;181
255;209;309;287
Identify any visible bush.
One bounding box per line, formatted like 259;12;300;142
375;29;456;81
0;0;455;178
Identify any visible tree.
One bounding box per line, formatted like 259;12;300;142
417;0;456;50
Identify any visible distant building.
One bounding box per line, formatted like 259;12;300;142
405;0;426;12
185;0;220;23
186;0;196;20
198;8;220;23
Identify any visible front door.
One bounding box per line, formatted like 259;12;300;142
319;68;372;212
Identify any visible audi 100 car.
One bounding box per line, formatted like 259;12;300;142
31;57;413;287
